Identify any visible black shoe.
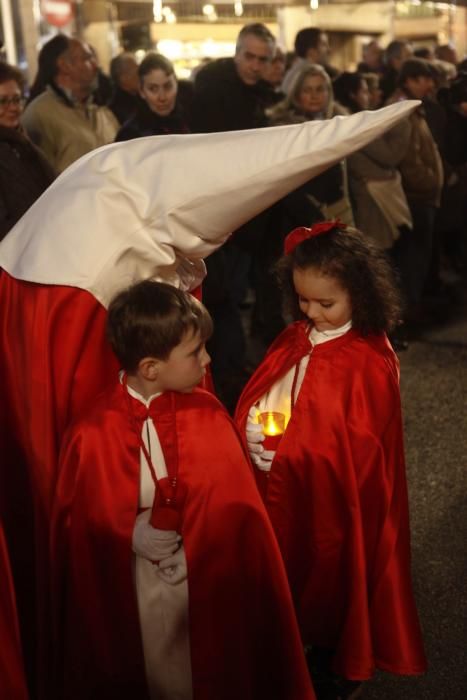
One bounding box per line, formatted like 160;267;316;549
390;336;409;352
388;329;409;352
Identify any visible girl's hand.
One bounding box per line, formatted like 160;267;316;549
246;408;276;471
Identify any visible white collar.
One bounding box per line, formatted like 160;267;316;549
120;371;162;408
309;320;352;346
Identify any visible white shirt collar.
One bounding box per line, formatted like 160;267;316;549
119;370;162;408
309;320;352;346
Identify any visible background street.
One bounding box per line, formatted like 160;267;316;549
366;292;467;699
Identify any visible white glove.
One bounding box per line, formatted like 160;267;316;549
246;407;276;472
156;545;188;585
132;509;181;562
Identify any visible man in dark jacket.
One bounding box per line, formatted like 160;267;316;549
395;59;444;326
108;52;140;125
381;40;413;104
190;24;276;410
191;23;275;133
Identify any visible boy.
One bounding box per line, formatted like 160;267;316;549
51;281;315;700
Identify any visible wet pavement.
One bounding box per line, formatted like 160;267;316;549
365;304;467;699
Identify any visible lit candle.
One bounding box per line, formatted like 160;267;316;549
258;411;285;450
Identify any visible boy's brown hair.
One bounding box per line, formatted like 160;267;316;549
107;281;212;371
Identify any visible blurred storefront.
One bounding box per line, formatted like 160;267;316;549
2;0;466;81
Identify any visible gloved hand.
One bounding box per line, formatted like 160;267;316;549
246;407;276;472
132;509;181;562
156;545;188;585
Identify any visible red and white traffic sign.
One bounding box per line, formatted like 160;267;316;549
41;0;74;28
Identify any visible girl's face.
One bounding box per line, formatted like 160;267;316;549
140;68;178;116
351;80;370;111
296;75;329;115
293;266;352;332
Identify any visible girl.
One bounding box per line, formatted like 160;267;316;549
116;53;190;141
235;220;427;700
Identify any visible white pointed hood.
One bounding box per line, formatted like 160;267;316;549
0;101;418;307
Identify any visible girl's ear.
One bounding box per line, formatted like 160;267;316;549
138;356;161;380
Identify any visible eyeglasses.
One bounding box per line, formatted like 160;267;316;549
0;95;24;108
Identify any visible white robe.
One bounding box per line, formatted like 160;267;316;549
126;382;192;700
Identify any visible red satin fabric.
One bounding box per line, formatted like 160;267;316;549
235;321;427;680
0;273;119;517
0;273;211;696
0;523;29;699
51;382;316;700
0;272;120;696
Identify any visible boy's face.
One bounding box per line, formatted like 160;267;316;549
155;329;210;393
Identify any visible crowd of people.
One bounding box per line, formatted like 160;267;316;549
0;20;466;700
6;23;466;405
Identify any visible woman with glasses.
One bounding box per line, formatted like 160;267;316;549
0;62;54;241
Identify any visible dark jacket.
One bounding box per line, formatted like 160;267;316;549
381;67;399;104
190;58;274;133
108;88;140;126
267;102;353;225
0;126;55;241
115;101;190;141
399;105;444;206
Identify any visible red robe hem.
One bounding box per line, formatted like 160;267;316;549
51;382;316;700
235;321;427;680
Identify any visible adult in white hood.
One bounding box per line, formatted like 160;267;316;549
0;101;417;698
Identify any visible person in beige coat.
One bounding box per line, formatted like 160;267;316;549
333;71;412;251
22;37;118;173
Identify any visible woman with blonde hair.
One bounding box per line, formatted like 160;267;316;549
268;64;353;225
251;64;354;347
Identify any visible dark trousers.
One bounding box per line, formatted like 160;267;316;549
392;203;436;310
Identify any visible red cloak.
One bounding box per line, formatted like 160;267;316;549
0;272;120;695
0;522;29;700
51;382;316;700
0;272;206;696
235;321;427;680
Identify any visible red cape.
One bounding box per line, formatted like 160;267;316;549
235;321;427;680
51;382;316;700
0;272;120;695
0;272;207;696
0;272;205;517
0;522;29;699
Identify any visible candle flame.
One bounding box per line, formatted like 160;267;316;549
259;411;285;436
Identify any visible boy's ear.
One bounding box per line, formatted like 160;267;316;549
138;356;162;380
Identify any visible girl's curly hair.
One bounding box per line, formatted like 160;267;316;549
276;226;402;335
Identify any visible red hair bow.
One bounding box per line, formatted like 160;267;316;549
284;219;344;255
